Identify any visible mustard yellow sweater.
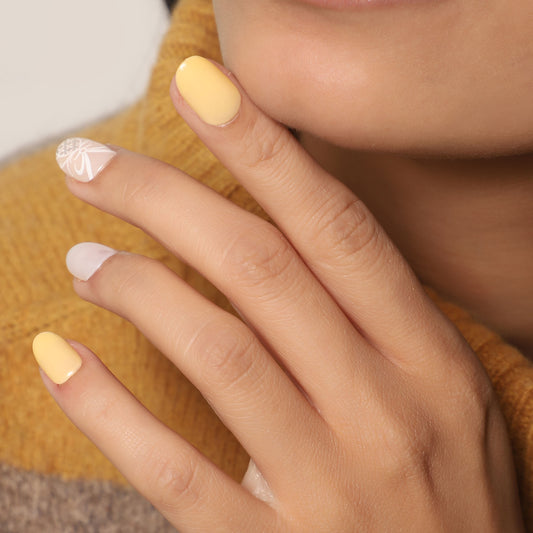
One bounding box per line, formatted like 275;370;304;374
0;0;532;529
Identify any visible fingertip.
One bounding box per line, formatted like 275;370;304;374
66;242;118;282
56;138;117;183
32;332;83;385
172;55;242;127
34;335;109;414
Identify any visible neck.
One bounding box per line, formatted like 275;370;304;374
300;133;533;358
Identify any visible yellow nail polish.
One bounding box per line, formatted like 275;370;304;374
32;332;82;385
175;55;241;126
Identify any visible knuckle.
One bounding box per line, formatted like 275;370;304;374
119;174;160;213
396;428;434;479
458;370;494;414
435;335;496;431
187;319;260;391
149;456;200;511
89;255;163;321
222;225;296;289
448;361;495;434
79;389;114;424
240;113;290;171
372;404;437;483
381;421;417;465
312;194;381;262
107;258;153;304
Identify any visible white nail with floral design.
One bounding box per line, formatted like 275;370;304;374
56;138;117;182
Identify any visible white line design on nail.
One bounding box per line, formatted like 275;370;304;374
56;138;116;182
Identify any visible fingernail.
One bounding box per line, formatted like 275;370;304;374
175;56;241;126
56;137;117;182
66;242;117;281
33;332;82;385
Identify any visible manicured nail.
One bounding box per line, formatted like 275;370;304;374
33;332;82;385
66;242;117;281
56;137;117;182
175;56;241;126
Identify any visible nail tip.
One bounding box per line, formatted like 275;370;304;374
32;331;82;385
175;55;241;127
56;359;83;385
55;137;116;182
66;242;118;281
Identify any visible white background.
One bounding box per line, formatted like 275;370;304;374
0;0;169;164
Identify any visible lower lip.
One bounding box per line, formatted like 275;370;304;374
295;0;425;8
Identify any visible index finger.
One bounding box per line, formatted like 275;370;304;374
171;56;459;366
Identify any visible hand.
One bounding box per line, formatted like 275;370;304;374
36;56;524;531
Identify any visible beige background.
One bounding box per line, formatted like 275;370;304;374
0;0;169;163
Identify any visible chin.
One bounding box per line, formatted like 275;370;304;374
241;80;533;159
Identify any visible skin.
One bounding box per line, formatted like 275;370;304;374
213;0;533;156
39;0;532;530
213;0;533;356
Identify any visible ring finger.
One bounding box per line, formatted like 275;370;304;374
66;246;328;490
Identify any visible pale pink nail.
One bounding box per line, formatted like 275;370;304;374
66;242;118;281
56;137;116;182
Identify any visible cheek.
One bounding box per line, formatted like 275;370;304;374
215;2;533;157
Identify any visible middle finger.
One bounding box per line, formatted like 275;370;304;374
59;141;381;415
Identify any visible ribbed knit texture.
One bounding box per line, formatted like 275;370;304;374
0;0;531;529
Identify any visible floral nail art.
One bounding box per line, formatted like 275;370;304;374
56;138;117;182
